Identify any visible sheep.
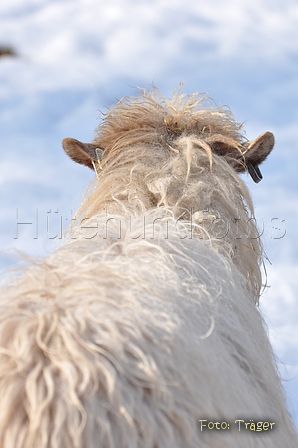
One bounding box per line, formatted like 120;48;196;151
0;86;297;448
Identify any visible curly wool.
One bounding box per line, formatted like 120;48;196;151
76;88;261;298
0;88;297;447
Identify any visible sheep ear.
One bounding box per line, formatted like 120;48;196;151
243;132;275;183
62;138;104;170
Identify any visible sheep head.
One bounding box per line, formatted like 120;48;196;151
62;92;275;183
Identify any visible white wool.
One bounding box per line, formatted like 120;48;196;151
0;210;297;447
0;88;297;447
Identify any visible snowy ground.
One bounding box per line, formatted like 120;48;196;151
0;0;297;430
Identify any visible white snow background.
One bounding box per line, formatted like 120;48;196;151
0;0;298;431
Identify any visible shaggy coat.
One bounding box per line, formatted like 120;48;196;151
0;88;297;447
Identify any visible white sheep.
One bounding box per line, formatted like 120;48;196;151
0;87;297;447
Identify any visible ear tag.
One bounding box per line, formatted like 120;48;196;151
94;147;104;172
247;161;263;183
95;148;104;161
